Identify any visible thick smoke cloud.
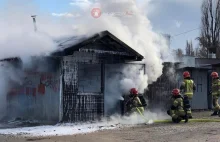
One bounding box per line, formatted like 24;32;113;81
68;0;174;114
68;0;173;92
0;0;174;119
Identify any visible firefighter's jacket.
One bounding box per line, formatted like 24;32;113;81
169;95;185;119
212;78;220;99
127;96;144;114
180;78;196;99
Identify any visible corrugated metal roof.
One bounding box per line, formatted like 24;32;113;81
54;35;88;49
195;58;220;65
51;30;144;61
177;66;211;70
200;62;220;67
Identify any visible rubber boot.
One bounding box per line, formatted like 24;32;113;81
184;115;188;123
172;118;181;123
211;111;218;116
167;110;170;116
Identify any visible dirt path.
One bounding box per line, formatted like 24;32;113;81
1;122;220;142
0;111;220;142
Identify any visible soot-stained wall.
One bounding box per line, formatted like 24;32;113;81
7;71;61;122
6;59;61;122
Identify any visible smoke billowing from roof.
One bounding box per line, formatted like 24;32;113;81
0;0;174;117
70;0;173;92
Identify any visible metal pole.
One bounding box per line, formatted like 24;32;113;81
31;15;37;32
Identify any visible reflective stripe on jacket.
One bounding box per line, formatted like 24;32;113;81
132;97;144;113
173;98;185;112
170;96;185;118
212;79;220;96
181;79;194;98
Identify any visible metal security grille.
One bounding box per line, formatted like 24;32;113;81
146;63;178;110
147;77;177;110
63;94;104;122
62;57;104;122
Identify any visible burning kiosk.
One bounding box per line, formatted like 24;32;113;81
3;30;145;123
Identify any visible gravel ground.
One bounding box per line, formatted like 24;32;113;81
0;111;220;142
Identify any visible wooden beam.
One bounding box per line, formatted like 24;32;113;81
101;37;127;52
96;40;117;51
101;63;105;94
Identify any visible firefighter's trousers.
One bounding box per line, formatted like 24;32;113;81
167;109;185;119
213;95;220;111
184;95;192;117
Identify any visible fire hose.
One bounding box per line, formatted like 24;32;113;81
135;107;149;122
135;107;220;123
135;107;145;117
154;119;220;123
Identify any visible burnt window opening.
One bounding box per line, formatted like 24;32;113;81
78;63;101;93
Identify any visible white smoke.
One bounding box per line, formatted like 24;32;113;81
70;0;174;114
0;1;72;120
0;0;76;60
108;110;169;125
0;62;24;120
68;0;174;94
0;0;174;121
120;65;148;94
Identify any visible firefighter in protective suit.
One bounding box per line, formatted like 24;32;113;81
210;72;220;116
125;88;144;115
167;89;188;123
180;71;196;119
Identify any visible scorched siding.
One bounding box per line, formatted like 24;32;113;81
7;70;61;122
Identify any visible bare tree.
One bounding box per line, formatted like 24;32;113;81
174;48;184;59
195;45;208;58
185;40;195;56
197;0;220;58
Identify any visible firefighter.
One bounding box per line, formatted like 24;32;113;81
125;88;144;115
167;88;188;123
210;72;220;116
180;71;196;119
